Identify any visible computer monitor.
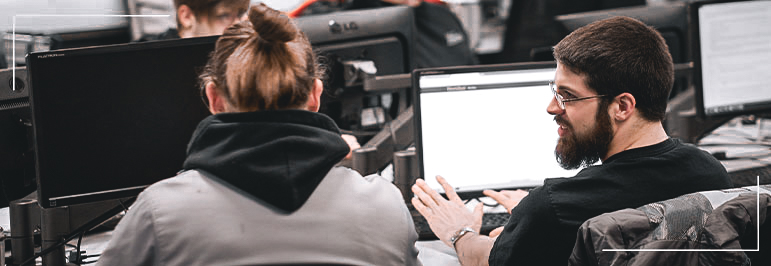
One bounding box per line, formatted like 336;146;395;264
293;6;415;136
26;36;216;208
413;62;585;198
556;3;688;63
555;3;690;97
690;0;771;118
0;67;36;208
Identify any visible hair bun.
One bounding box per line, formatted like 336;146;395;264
249;3;296;44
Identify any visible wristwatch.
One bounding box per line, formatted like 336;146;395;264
450;227;476;249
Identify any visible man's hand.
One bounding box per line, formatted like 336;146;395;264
488;226;504;239
341;134;360;159
411;176;483;247
482;189;529;214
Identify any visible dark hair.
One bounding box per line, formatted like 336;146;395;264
200;3;322;112
553;16;674;122
173;0;250;28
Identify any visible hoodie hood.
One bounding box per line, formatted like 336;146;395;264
182;110;350;213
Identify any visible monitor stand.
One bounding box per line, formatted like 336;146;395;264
8;192;133;266
351;106;414;176
664;86;732;144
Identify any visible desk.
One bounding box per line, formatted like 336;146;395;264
697;117;771;186
417;240;461;265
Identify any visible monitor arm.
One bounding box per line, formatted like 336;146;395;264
342;60;412;115
343;59;412;93
351;106;414;176
9;194;134;266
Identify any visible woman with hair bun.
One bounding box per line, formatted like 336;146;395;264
97;4;420;266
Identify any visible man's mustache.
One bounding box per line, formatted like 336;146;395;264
554;115;571;130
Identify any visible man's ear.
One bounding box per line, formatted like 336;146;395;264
610;92;636;121
306;79;323;112
177;5;195;36
205;82;227;114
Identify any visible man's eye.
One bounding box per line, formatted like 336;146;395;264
562;92;576;99
218;14;235;21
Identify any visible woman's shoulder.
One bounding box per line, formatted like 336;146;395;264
324;167;403;196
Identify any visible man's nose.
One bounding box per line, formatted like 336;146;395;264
547;96;564;116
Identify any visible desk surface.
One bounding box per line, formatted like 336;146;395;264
697;117;771;186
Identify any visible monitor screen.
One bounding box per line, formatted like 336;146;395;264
691;0;771;117
413;62;585;195
27;36;216;208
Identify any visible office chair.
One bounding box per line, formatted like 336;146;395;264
569;185;771;266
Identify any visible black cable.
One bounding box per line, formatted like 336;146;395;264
75;231;85;265
18;198;136;266
21;223;96;266
119;199;130;212
466;197;501;208
480;200;501;208
19;234;73;266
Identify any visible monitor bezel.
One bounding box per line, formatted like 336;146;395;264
690;0;771;118
411;61;558;197
27;36;218;208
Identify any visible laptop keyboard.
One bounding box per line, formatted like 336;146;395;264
412;212;511;240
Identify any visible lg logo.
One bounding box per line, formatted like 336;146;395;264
328;20;358;33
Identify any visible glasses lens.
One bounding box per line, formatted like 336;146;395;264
550;82;564;109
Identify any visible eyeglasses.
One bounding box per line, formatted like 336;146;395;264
549;81;608;110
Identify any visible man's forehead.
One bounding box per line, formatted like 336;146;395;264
555;63;591;93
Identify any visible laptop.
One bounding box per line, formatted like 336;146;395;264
413;62;583;200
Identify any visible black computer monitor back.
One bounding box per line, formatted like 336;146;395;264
27;36;216;208
0;67;36;207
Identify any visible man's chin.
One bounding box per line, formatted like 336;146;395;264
555;143;592;170
555;137;569;154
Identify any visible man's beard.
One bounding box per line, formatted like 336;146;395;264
554;102;614;170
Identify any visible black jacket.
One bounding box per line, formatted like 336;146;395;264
570;185;771;266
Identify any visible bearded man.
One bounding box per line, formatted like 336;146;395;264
410;16;733;266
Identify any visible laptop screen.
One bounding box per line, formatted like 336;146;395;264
413;62;583;196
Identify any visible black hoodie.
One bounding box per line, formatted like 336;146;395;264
182;110;350;213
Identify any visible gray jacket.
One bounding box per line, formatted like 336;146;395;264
97;168;421;266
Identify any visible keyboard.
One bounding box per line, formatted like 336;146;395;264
412;211;511;240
